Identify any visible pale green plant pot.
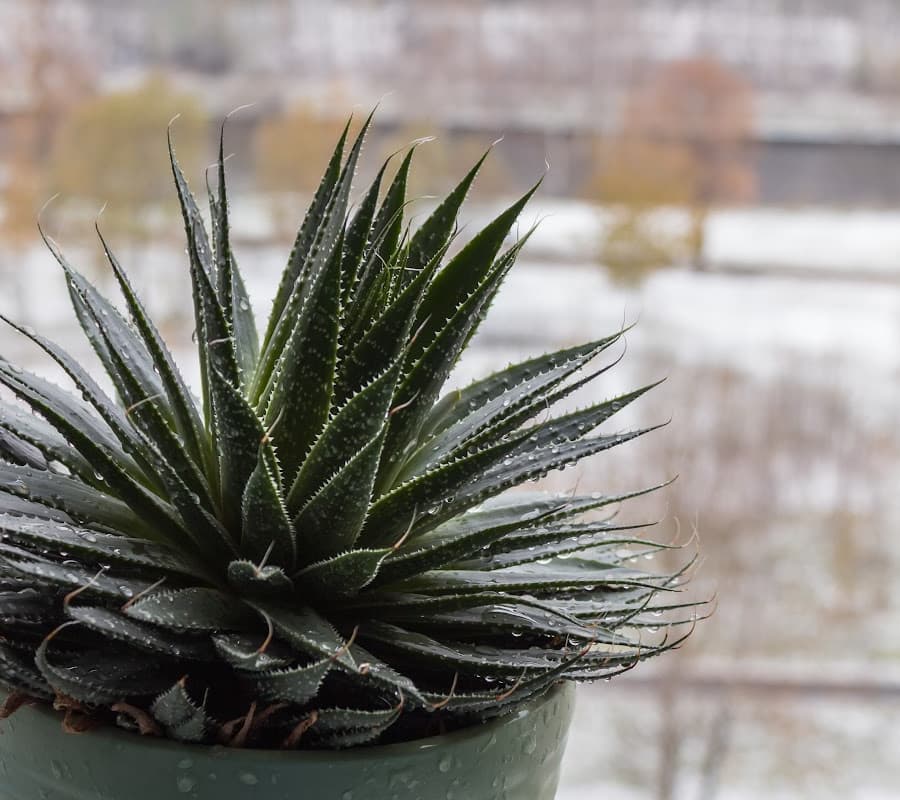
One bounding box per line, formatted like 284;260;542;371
0;683;575;800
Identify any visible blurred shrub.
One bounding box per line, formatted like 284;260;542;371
599;211;690;286
50;76;207;244
378;121;513;202
255;104;347;193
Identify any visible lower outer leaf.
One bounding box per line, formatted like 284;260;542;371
0;641;52;699
0;364;191;548
0;588;56;626
151;680;214;743
310;725;387;749
65;606;215;661
344;644;424;706
0;513;209;581
0;463;147;536
36;638;172;705
213;633;295;672
4;559;152;602
314;704;402;732
253;658;332;704
0;400;95;481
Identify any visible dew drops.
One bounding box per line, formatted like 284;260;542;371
239;772;259;786
438;755;453;773
176;776;196;793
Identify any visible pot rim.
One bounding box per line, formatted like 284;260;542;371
2;682;572;762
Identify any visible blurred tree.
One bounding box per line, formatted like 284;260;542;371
589;57;755;280
1;0;95;248
50;76;207;246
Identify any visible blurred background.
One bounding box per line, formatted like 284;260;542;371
1;1;899;797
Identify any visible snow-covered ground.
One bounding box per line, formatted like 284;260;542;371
512;200;900;278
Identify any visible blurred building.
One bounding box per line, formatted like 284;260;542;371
5;0;900;201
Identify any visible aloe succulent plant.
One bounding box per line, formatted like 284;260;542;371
0;113;696;749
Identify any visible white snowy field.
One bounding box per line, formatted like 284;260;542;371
491;199;900;278
1;199;899;798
